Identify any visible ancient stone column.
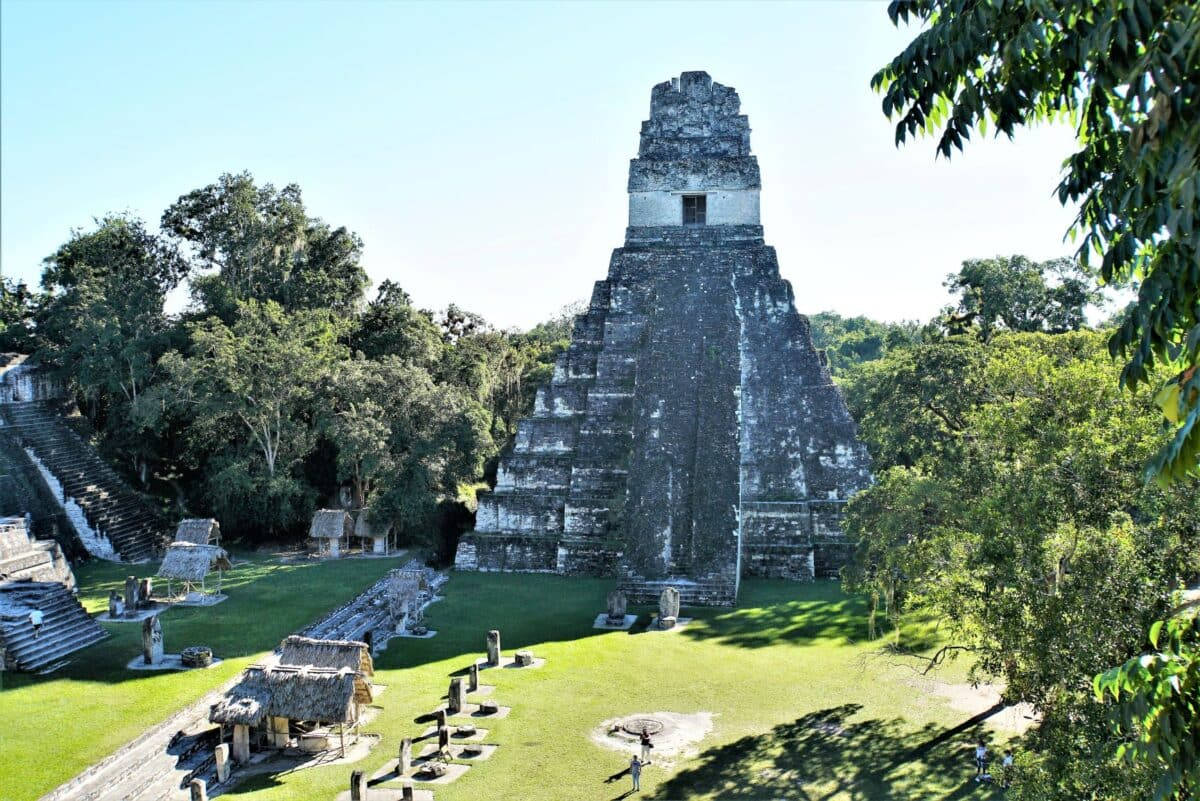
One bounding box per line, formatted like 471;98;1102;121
468;662;479;692
447;677;465;714
349;770;367;801
399;737;412;774
142;615;163;665
189;779;207;801
515;650;534;667
232;724;250;763
438;725;450;753
401;780;415;801
124;576;138;610
434;708;447;730
659;587;680;621
486;629;501;667
108;590;121;619
607;589;627;621
214;743;230;782
138;577;153;604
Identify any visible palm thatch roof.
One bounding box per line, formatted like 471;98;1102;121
278;635;374;676
309;509;352;540
157;543;232;581
174;518;220;545
353;511;391;540
208;664;371;726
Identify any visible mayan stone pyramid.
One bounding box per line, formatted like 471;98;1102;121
455;72;871;605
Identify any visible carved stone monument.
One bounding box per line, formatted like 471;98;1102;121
124;576;138;611
399;737;412;774
214;743;230;783
438;725;450;753
659;586;680;621
468;661;479;692
142;615;163;665
138;577;153;605
606;589;627;622
349;770;367;801
486;629;501;667
515;650;534;667
108;590;123;619
454;72;872;606
189;779;207;801
434;708;447;730
401;780;415;801
448;677;465;713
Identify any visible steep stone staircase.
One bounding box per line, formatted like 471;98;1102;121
0;402;165;562
0;581;107;672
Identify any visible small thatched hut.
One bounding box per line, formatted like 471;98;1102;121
157;543;232;597
278;635;374;675
353;511;393;555
173;518;220;545
309;509;351;558
210;663;373;760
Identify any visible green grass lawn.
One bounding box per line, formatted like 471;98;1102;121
222;574;1012;801
2;565;1012;801
0;552;407;801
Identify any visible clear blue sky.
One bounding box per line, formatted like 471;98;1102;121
1;0;1081;329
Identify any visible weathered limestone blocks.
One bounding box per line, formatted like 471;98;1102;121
659;587;680;621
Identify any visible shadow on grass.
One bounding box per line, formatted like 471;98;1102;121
648;704;1006;801
679;582;870;649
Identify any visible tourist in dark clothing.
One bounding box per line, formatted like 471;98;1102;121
640;727;653;764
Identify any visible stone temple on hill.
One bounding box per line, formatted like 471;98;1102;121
454;72;871;605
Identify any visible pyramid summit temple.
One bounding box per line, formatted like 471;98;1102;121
454;72;871;605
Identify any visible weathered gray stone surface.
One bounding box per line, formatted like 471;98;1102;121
486;629;501;667
350;770;366;801
658;587;680;620
468;661;479;692
514;649;533;667
400;737;413;774
142;615;163;665
456;71;870;605
214;743;229;783
606;589;627;620
448;677;465;713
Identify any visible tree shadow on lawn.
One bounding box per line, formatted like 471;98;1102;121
679;582;871;649
649;704;1006;801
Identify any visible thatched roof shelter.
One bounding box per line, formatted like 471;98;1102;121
353;512;391;540
278;635;373;676
174;518;220;545
309;510;352;540
157;543;231;582
209;664;372;726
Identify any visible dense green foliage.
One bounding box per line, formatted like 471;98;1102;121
873;0;1199;483
1095;613;1200;801
841;330;1199;799
15;173;573;553
807;312;920;375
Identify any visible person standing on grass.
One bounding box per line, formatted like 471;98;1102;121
974;740;989;782
640;726;653;764
1000;749;1015;788
630;755;642;792
29;607;43;639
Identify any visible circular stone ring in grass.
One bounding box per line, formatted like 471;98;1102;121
593;712;714;765
619;717;666;737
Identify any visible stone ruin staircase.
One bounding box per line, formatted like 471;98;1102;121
0;580;107;672
0;401;165;562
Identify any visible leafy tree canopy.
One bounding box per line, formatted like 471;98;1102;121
162;172;368;318
942;255;1102;339
873;0;1200;482
807;311;921;375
